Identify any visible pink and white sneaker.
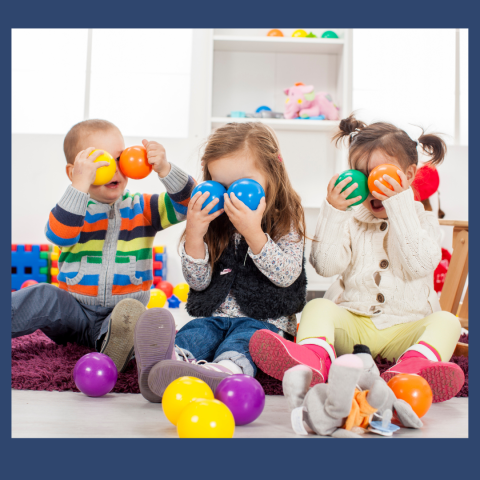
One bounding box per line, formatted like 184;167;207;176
381;356;465;403
249;330;328;386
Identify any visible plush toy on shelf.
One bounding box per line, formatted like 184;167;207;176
284;83;339;120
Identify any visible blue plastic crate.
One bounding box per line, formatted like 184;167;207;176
12;245;47;291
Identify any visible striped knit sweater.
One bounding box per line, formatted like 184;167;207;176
45;163;195;307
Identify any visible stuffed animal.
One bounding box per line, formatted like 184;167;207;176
283;344;423;438
284;83;339;120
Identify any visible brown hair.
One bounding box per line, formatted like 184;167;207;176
63;119;120;164
181;122;306;267
333;114;447;174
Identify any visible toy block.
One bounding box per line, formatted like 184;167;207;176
53;246;60;254
51;253;59;262
52;260;58;268
51;268;59;276
12;245;17;251
11;245;47;291
154;276;162;285
155;253;166;263
154;246;165;254
153;261;163;270
40;267;48;275
52;283;59;288
51;275;58;283
40;244;49;251
40;252;49;260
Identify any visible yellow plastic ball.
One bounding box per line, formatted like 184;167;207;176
177;399;235;438
292;29;308;38
162;376;214;426
89;150;117;186
147;288;167;308
173;283;190;302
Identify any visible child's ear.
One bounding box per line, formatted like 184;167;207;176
406;164;417;185
66;164;74;182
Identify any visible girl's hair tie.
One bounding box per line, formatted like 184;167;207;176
277;154;283;162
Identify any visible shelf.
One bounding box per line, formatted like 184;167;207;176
213;35;344;55
211;117;339;132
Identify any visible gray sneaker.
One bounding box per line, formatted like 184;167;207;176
100;299;146;373
133;308;176;403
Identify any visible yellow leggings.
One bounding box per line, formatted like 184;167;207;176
297;299;461;362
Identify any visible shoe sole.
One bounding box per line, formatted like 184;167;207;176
101;299;146;373
134;308;176;403
249;331;324;386
381;364;465;403
148;360;229;398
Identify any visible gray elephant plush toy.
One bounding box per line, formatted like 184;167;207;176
283;344;423;438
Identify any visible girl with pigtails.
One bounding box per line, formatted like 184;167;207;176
251;114;464;404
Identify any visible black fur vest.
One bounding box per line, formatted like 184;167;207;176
186;236;307;320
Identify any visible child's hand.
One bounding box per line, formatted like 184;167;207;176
71;147;110;193
224;193;267;254
371;169;408;201
326;174;363;211
185;191;224;258
142;139;170;178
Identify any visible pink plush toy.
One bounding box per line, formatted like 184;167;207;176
284;83;340;120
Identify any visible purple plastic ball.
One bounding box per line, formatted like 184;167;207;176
215;374;265;426
73;352;118;397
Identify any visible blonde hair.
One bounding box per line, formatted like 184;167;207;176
63;119;120;164
182;122;306;267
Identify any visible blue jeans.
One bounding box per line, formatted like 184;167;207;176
175;316;281;377
11;283;112;350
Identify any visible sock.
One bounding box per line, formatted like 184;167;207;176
400;341;441;362
217;359;243;374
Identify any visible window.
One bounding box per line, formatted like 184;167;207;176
12;29;193;137
352;29;467;145
12;29;88;135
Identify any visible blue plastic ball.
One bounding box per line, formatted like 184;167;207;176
227;179;265;210
191;181;227;214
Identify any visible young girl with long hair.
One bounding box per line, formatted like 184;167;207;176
133;122;308;401
250;115;464;403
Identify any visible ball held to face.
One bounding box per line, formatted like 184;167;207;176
227;179;265;210
334;170;369;207
119;145;152;180
191;181;227;214
90;150;117;186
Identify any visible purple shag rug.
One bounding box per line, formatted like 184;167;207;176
11;331;468;397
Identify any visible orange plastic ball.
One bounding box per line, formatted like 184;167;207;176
388;374;433;419
267;29;284;37
368;164;402;196
119;145;152;180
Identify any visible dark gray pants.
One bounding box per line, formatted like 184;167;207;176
12;283;112;350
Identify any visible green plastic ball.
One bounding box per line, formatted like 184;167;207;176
306;32;317;38
321;30;339;39
334;170;369;207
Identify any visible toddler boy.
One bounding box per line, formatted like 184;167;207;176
11;119;195;372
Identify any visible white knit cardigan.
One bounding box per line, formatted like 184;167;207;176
310;188;442;330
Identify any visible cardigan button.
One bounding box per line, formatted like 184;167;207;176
376;293;385;303
374;310;382;314
380;260;389;269
380;222;388;231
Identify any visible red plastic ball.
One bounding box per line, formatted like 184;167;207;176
119;145;152;180
21;280;38;289
157;280;174;298
368;164;402;196
388;374;433;419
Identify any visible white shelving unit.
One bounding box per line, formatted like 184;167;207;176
206;28;353;292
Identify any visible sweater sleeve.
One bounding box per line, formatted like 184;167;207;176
309;199;353;277
144;162;197;232
180;240;212;291
44;185;89;247
383;188;442;279
248;231;303;287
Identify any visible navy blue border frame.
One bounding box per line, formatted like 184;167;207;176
2;1;477;478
